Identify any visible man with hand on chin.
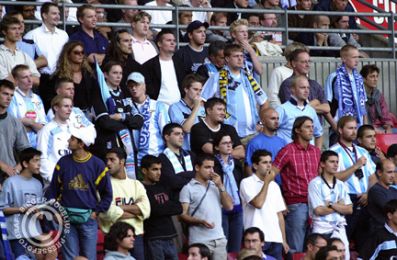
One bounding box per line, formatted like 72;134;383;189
179;155;233;259
240;150;289;259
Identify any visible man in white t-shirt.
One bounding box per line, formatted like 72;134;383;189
144;0;172;30
142;29;184;105
240;149;289;259
24;2;68;75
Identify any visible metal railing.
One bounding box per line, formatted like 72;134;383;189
260;56;397;114
1;1;396;57
1;1;396;112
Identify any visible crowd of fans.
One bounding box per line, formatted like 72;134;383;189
0;0;397;260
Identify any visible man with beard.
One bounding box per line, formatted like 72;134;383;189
329;115;376;251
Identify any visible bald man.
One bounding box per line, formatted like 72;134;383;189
245;108;287;179
367;159;397;232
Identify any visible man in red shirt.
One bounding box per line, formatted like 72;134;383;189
272;116;321;253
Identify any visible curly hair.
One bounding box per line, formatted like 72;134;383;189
53;41;93;80
104;222;135;251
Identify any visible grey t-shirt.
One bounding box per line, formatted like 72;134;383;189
0;113;30;167
179;179;225;244
0;175;43;240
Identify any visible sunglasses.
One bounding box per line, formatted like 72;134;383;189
72;50;84;55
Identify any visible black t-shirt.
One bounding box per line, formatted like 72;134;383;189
174;45;208;79
367;183;397;228
190;121;242;156
143;182;182;240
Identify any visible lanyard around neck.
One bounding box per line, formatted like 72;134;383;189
339;141;358;164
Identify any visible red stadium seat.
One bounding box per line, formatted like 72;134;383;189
376;133;397;154
178;253;188;260
292;252;305;260
228;251;238;260
97;228;105;260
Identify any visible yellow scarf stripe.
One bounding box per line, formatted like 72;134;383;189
218;69;260;119
219;69;230;119
95;167;109;186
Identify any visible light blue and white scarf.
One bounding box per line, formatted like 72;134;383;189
137;97;151;153
335;64;366;126
215;154;240;206
163;148;193;174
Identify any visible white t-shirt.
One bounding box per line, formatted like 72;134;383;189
145;1;172;31
240;174;286;243
157;59;181;105
24;25;69;74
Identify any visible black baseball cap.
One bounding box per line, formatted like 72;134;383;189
187;20;209;33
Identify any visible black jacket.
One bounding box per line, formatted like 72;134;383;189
142;55;185;100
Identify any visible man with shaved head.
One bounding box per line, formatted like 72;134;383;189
367;159;397;232
245;107;287;180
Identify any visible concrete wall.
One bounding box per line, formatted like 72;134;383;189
259;57;397;114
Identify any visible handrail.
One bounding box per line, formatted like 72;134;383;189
355;0;386;14
0;0;395;57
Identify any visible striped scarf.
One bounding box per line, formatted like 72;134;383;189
0;210;13;260
335;64;366;126
163;148;193;174
218;68;261;119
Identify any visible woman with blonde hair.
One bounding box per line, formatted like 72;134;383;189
51;41;97;116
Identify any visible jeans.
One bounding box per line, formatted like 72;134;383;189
263;242;283;260
203;237;227;260
222;210;243;252
130;234;144;260
145;238;178;260
62;218;98;260
285;203;308;253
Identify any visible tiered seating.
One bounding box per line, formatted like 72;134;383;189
376;134;397;154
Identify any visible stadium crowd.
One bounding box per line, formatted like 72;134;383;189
0;0;397;259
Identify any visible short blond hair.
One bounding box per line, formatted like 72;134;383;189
51;95;72;110
230;19;249;33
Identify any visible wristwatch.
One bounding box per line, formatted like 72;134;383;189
328;202;333;209
219;187;226;193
